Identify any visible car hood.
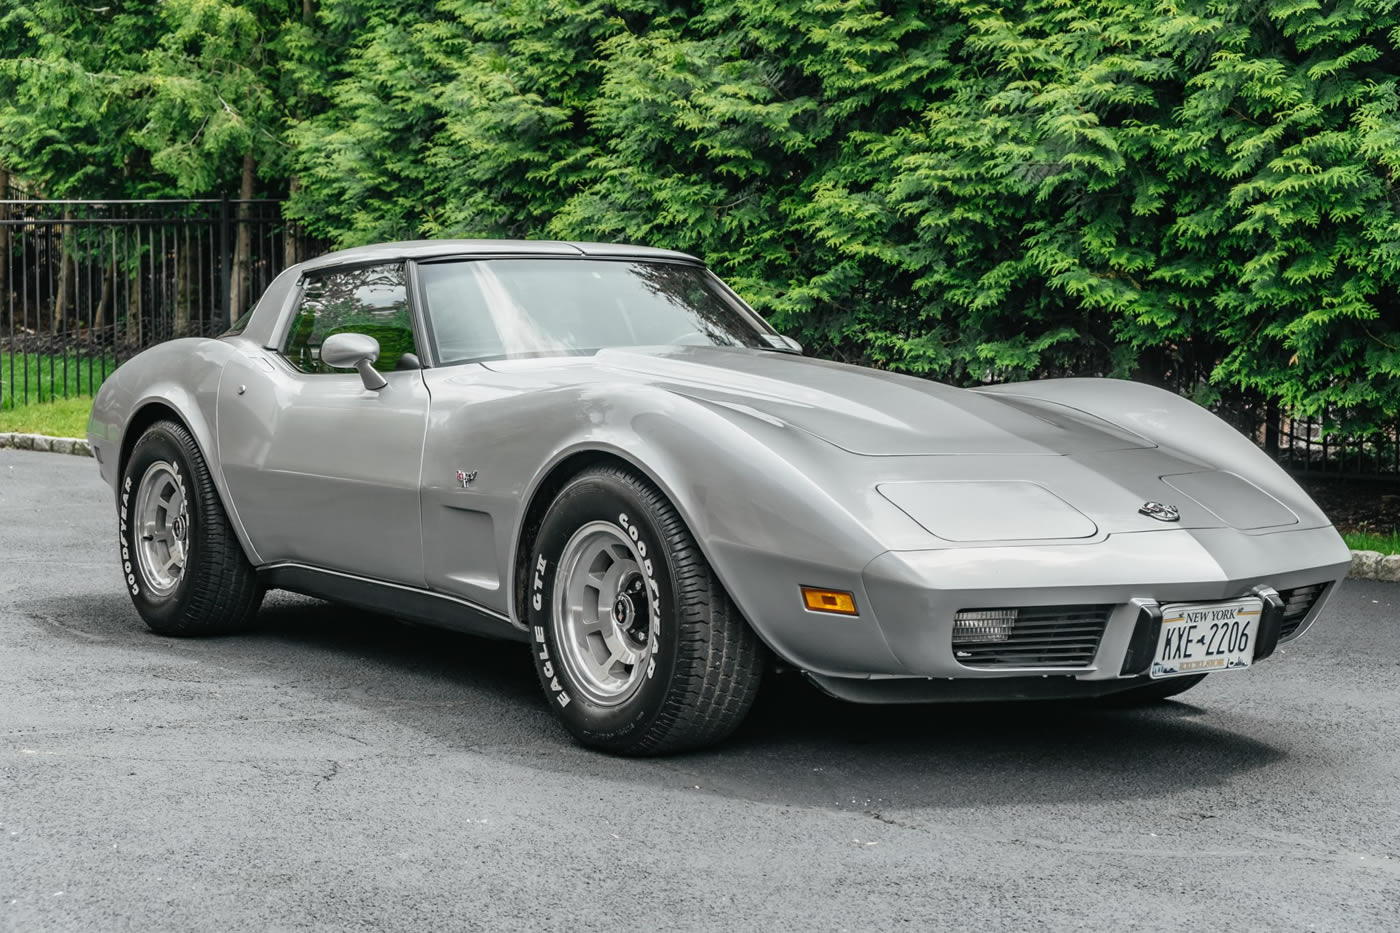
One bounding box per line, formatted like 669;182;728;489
590;346;1155;456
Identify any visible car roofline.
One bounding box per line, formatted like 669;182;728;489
239;239;714;354
293;239;704;275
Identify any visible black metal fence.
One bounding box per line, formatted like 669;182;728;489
1274;414;1400;478
0;196;317;409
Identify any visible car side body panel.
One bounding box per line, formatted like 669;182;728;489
215;352;431;586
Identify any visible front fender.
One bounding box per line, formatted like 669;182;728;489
610;397;912;675
419;372;908;675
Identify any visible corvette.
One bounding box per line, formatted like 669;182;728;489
87;239;1351;754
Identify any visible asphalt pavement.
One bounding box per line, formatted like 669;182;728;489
2;447;1398;932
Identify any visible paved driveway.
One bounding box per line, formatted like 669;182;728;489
2;447;1396;931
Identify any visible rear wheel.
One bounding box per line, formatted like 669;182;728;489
1101;674;1206;706
526;465;763;755
120;419;263;636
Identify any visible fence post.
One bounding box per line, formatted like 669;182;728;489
1264;399;1279;459
0;165;8;313
0;169;7;409
219;196;231;327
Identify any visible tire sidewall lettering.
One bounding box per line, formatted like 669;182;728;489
121;471;142;597
532;559;572;708
531;554;547;611
617;511;663;681
120;475;139;596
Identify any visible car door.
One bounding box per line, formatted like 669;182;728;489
217;262;430;586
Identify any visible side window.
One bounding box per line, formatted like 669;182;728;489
220;306;255;338
281;264;418;373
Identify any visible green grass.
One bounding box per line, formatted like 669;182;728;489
0;352;117;411
0;395;94;437
1343;530;1400;554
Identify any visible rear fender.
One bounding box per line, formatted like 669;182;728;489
87;338;262;565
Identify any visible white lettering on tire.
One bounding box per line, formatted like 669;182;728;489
532;554;546;611
120;475;139;596
121;459;187;600
533;562;571;707
619;512;662;680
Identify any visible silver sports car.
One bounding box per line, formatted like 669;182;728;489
87;239;1352;754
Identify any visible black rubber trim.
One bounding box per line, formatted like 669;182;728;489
258;562;525;643
1120;603;1163;677
806;672;1158;704
1250;585;1287;663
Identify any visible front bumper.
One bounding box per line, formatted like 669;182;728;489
721;524;1350;691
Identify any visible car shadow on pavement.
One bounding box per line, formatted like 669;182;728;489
704;673;1283;811
40;590;1291;813
256;597;1289;810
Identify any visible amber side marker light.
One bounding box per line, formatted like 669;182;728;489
801;586;858;616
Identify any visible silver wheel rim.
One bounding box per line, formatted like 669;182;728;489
552;520;656;707
133;461;189;598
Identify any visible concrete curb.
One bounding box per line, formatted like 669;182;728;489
0;433;92;457
2;432;1396;580
1349;550;1400;582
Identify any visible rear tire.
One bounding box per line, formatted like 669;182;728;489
1101;674;1207;706
526;465;763;755
120;419;263;636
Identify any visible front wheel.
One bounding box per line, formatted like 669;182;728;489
120;419;263;636
527;465;764;755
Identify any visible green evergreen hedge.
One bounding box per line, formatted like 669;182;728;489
6;0;1398;433
290;0;1400;433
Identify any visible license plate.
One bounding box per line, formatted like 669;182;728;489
1150;597;1262;679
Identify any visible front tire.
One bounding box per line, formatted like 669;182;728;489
120;419;263;636
527;465;763;755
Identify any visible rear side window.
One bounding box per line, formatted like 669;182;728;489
281;264;418;373
220;306;255;338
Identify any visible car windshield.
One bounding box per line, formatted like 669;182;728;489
418;258;773;364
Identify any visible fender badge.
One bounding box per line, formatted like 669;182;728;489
456;470;477;488
1139;501;1180;522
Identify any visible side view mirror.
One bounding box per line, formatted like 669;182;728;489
779;334;803;354
321;332;389;390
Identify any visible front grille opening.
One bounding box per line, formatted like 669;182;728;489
1278;583;1327;640
952;604;1112;669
